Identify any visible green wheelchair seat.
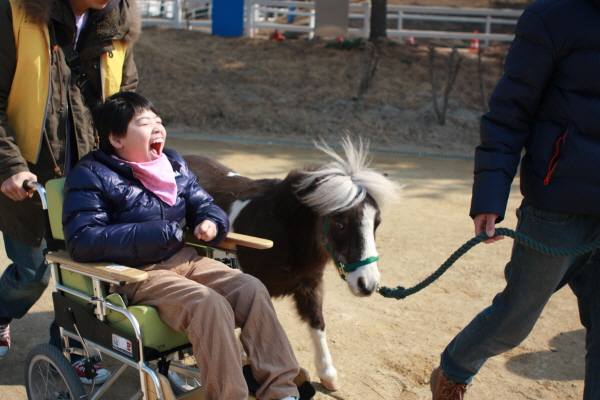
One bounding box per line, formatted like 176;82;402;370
47;178;190;353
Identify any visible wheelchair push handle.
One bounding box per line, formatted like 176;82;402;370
22;180;48;210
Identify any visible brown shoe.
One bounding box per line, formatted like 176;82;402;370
430;366;468;399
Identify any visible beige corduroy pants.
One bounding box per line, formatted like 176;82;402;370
118;247;300;400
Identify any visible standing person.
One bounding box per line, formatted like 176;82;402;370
430;0;600;399
0;0;140;384
62;91;305;400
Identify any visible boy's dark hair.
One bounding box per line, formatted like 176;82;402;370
91;92;158;154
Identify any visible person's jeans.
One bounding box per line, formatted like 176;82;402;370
0;235;82;362
0;235;50;324
440;199;600;399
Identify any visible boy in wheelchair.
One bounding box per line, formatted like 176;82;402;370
62;91;303;400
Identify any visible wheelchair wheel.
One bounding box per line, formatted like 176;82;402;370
168;370;201;394
167;348;201;395
25;343;86;400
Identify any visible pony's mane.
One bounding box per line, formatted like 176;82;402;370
295;137;403;216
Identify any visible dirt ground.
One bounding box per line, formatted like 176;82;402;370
0;137;585;400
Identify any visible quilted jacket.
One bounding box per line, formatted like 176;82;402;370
62;148;229;268
471;0;600;220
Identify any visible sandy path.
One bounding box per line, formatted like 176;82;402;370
0;137;584;399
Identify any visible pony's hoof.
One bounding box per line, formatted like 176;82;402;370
318;367;340;391
320;377;341;391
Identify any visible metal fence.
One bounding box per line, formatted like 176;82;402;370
139;0;212;29
139;0;523;46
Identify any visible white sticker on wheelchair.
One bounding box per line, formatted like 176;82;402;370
105;265;129;271
112;334;133;357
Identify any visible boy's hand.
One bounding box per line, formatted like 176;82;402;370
194;220;217;242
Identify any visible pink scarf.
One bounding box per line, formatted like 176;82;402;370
114;154;178;206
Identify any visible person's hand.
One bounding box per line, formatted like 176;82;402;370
473;213;504;244
1;171;38;201
194;220;217;242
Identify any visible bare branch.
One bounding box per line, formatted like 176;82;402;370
429;45;464;125
355;41;381;111
478;49;489;113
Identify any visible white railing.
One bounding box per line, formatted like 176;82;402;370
140;0;212;29
139;0;523;46
384;6;522;47
246;1;316;39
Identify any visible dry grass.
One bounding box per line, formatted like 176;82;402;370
135;0;521;157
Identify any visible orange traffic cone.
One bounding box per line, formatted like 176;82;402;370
270;30;286;42
407;36;415;45
470;31;479;52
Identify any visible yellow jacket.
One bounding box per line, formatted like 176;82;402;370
0;0;140;247
7;0;127;163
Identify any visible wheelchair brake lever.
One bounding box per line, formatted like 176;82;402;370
64;307;91;359
64;307;101;381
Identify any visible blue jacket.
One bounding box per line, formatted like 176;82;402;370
63;148;229;268
471;0;600;221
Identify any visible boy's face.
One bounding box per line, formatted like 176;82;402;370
110;110;166;163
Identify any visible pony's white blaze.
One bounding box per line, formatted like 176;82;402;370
228;199;251;231
309;327;340;391
347;203;380;296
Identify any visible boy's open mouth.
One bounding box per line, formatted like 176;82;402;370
150;138;164;157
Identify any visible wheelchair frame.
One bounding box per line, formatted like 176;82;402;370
24;180;272;400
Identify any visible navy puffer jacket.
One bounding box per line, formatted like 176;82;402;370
63;148;229;268
471;0;600;221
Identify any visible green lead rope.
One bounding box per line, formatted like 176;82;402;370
378;227;600;300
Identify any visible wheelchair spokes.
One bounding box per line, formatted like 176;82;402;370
25;344;86;400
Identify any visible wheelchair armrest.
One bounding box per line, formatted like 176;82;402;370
45;232;271;284
184;231;273;253
45;251;148;284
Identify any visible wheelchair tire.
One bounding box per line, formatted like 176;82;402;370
25;343;86;400
168;369;202;395
167;348;201;395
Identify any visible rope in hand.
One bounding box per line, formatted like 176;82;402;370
378;227;600;300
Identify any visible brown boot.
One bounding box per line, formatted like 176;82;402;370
430;366;468;399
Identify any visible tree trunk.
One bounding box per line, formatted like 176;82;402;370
369;0;387;42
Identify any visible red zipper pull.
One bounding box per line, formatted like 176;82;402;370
544;131;567;185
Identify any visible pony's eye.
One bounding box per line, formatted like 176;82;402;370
335;223;344;229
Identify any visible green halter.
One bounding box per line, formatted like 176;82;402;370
323;218;379;280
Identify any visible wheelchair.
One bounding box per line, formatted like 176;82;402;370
23;178;308;400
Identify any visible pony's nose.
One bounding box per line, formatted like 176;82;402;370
356;277;376;296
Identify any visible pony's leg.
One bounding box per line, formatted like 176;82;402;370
308;326;339;391
293;285;340;391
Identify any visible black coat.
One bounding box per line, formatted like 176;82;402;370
62;149;229;268
471;0;600;220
